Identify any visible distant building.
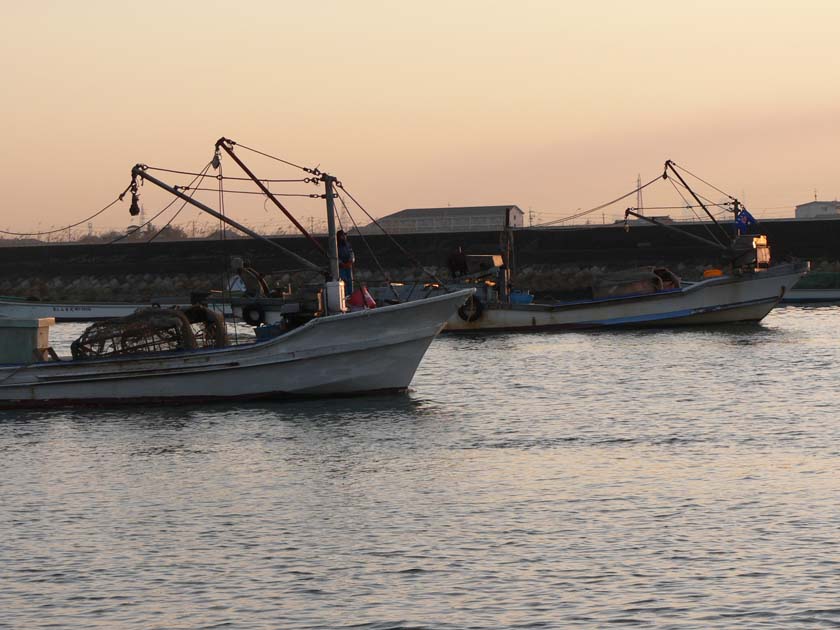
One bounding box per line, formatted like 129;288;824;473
795;200;840;219
369;205;524;234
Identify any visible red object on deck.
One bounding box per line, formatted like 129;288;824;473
347;287;377;309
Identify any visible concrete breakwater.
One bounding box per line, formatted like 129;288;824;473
4;259;840;303
0;266;701;302
1;218;837;301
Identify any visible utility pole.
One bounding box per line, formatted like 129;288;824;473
636;174;644;216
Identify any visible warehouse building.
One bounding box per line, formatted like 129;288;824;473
369;205;524;234
795;200;840;219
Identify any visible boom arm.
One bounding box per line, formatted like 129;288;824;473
130;164;325;274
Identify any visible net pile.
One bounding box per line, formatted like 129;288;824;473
70;307;227;360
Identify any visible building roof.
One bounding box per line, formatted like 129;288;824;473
795;200;839;208
383;205;523;220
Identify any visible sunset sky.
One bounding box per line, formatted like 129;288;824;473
1;0;838;235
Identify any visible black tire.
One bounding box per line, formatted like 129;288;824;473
457;295;484;322
242;303;266;326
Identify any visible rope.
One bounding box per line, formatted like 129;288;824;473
177;187;320;198
669;161;735;201
667;177;725;247
335;182;450;289
0;191;128;237
231;142;312;173
335;191;401;300
108;162;212;244
627;203;731;211
145;163;214;243
534;174;662;227
145;166;310;183
216;159;239;343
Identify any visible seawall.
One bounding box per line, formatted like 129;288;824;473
2;218;837;301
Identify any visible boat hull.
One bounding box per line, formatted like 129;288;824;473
780;289;840;304
0;299;151;322
0;289;473;407
444;263;807;332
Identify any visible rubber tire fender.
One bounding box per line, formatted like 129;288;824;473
242;303;266;326
457;295;484;322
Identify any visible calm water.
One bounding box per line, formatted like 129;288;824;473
2;307;839;629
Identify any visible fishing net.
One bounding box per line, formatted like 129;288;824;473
70;306;227;360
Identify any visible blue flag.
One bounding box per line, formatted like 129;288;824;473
735;208;757;234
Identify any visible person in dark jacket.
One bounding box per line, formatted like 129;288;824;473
447;246;468;278
337;230;355;294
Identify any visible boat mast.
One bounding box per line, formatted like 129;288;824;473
322;174;340;282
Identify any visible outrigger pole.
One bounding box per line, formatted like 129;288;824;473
215;137;327;257
130;164;325;274
624;209;731;252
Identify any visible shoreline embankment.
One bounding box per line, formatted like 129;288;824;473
2;218;837;301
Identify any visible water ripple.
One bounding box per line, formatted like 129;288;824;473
1;308;839;628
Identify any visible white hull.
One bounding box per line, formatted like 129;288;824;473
0;289;473;407
0;297;292;325
0;298;153;321
445;263;807;332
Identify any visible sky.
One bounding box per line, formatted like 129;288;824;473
1;0;839;235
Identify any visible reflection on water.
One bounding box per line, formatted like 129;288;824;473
2;306;840;628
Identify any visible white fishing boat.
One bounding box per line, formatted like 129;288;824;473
378;161;810;331
0;139;473;407
781;288;840;304
780;272;840;304
0;289;472;407
0;296;185;322
0;294;299;325
441;261;806;331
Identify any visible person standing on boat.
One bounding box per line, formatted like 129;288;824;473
337;230;355;294
447;245;468;278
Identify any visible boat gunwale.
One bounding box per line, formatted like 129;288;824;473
0;288;475;371
492;264;807;312
444;295;782;333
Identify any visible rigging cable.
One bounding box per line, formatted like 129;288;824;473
229;142;312;174
216;158;239;344
144;165;311;183
175;187;320;197
335;191;401;300
0;187;131;237
666;176;727;247
107;162;213;245
669;161;735;202
534;174;662;227
334;182;450;289
145;163;214;243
